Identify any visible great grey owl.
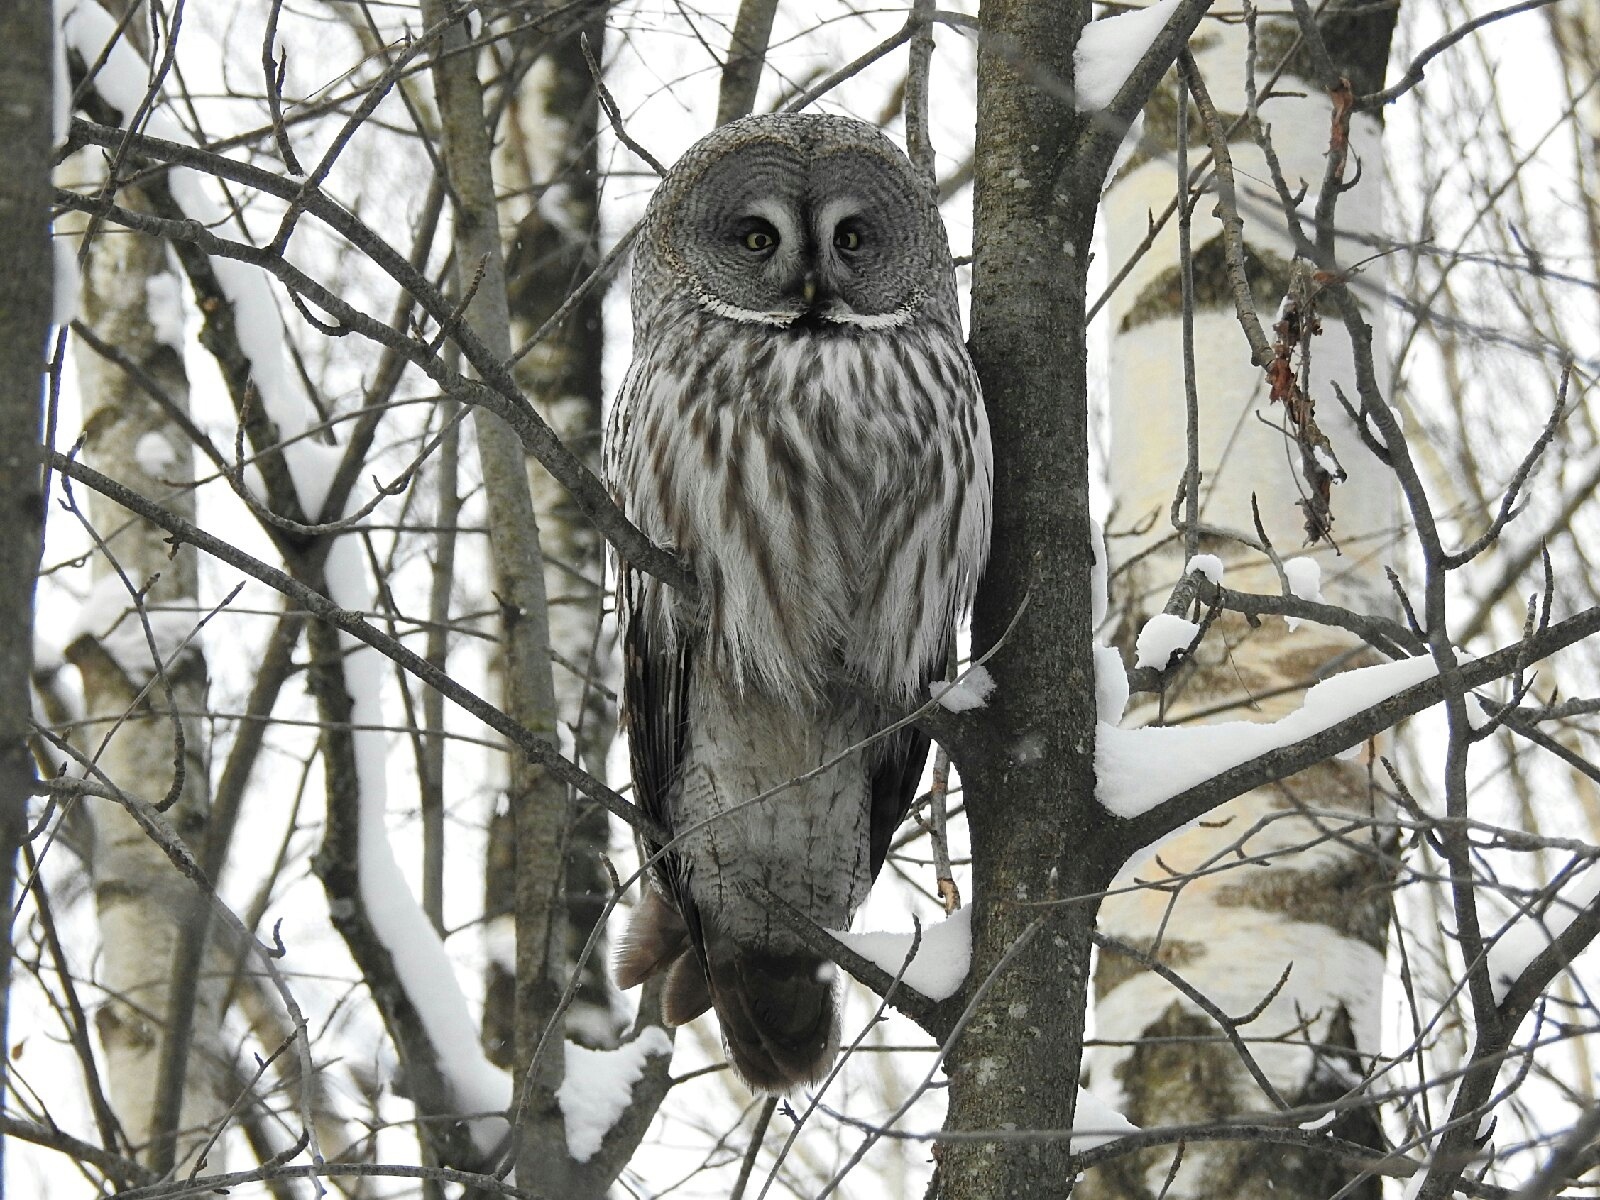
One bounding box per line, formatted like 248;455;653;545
604;113;992;1091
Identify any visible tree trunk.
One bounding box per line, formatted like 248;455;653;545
65;170;227;1173
485;2;618;1059
420;0;579;1184
939;2;1117;1196
1083;7;1398;1198
0;1;53;1184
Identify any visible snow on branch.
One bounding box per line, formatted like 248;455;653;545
558;1030;675;1163
1098;655;1440;821
1074;0;1185;112
932;666;996;713
1488;863;1600;1007
833;906;973;1003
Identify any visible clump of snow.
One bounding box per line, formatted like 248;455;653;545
1095;643;1129;725
1185;553;1224;585
932;665;996;713
1097;654;1439;819
1071;1086;1139;1150
1488;865;1600;1004
135;432;177;478
70;574;201;683
1283;557;1325;631
1312;445;1343;479
145;271;186;350
558;1028;673;1163
1134;613;1200;671
1074;0;1184;111
833;906;972;1002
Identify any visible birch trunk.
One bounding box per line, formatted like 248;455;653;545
1083;8;1398;1198
64;181;226;1171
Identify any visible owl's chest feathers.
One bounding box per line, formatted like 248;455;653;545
650;321;963;697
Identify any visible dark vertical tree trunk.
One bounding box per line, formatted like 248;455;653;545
487;0;618;1057
0;2;54;1181
940;2;1119;1196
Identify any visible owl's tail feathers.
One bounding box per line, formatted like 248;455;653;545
615;892;839;1090
707;947;839;1093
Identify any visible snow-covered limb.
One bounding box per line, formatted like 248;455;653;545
1098;655;1440;820
1104;605;1600;863
1488;863;1600;1007
1074;0;1185;112
557;1030;674;1163
61;0;516;1155
833;906;973;1003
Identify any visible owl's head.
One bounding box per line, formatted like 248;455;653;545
639;113;955;331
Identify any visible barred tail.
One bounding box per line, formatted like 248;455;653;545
706;945;839;1092
616;890;840;1091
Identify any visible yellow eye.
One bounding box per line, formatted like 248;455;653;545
834;227;861;251
743;229;776;251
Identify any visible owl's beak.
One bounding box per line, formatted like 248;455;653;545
800;272;818;307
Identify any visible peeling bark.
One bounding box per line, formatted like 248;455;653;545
1084;7;1399;1198
66;173;228;1171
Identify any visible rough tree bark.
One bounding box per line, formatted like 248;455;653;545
484;0;618;1059
0;0;53;1184
938;2;1207;1196
1083;6;1399;1199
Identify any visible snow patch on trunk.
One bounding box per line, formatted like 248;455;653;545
932;666;996;712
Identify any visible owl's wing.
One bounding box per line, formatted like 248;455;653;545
614;568;715;1022
866;634;950;881
619;569;690;873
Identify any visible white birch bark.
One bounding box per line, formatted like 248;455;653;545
63;177;228;1170
1083;10;1398;1198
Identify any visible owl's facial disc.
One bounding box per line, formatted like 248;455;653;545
663;137;935;329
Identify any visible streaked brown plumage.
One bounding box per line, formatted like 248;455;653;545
605;114;991;1091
